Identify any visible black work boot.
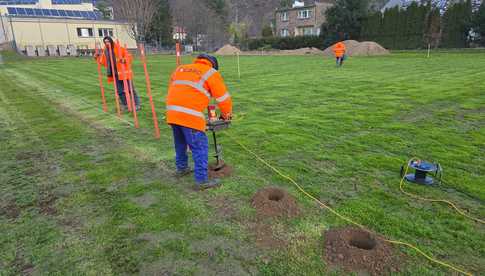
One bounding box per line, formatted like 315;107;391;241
194;179;221;191
175;168;193;178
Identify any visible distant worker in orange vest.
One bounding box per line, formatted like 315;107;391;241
97;36;140;111
333;41;346;67
166;54;233;190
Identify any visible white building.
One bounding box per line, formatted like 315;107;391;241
0;0;137;56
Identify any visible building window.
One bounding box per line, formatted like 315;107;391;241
280;29;289;37
297;26;314;36
98;28;113;37
297;9;312;19
280;12;288;22
77;27;93;37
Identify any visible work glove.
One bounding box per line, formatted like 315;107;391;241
220;113;232;121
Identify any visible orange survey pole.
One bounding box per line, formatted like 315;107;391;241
139;43;160;139
125;43;139;129
94;43;108;112
176;41;181;66
106;42;121;117
116;40;132;112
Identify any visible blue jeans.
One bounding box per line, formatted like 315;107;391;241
171;125;209;184
115;79;140;106
336;55;345;66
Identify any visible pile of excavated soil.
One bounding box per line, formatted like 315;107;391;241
208;163;233;179
251;187;300;218
215;44;241;55
323;40;389;57
351;41;390;56
324;227;400;275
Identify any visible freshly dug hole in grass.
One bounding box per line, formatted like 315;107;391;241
324;227;401;275
268;189;284;202
251;187;300;218
208;163;233;178
349;231;376;250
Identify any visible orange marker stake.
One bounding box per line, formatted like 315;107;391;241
176;41;181;66
106;43;121;117
139;43;160;139
116;40;132;112
125;43;139;129
95;44;108;112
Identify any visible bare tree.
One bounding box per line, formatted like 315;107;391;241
112;0;160;41
169;0;229;50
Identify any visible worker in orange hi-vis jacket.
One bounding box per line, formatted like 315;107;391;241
97;36;141;111
333;41;346;67
165;54;233;191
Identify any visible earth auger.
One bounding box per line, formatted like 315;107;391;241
206;105;231;171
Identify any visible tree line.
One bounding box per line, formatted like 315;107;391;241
99;0;227;49
101;0;485;50
331;0;485;49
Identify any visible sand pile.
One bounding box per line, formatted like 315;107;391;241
323;40;389;57
215;44;241;55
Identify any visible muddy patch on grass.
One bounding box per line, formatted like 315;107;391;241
246;187;302;249
12;252;35;275
456;107;485;119
208;195;238;220
136;231;184;246
38;194;58;216
130;193;158;208
190;236;259;261
208;163;233;179
246;222;287;248
15;151;47;162
251;187;300;218
140;236;260;276
0;201;21;219
324;227;400;275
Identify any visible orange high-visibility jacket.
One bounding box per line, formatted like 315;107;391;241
333;42;346;58
166;58;233;131
98;42;133;83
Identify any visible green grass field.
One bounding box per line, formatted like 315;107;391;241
0;50;484;275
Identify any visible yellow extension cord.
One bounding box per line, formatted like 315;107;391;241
400;158;484;225
226;134;476;276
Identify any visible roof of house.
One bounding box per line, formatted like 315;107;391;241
276;4;316;12
276;1;332;12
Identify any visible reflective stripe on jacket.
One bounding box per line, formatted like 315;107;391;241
99;42;133;83
166;59;233;131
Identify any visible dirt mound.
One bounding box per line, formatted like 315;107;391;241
215;44;241;55
209;163;233;178
324;227;400;275
323;40;389;57
251;187;300;218
352;41;390;56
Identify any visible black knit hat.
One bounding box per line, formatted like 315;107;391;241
197;54;219;70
